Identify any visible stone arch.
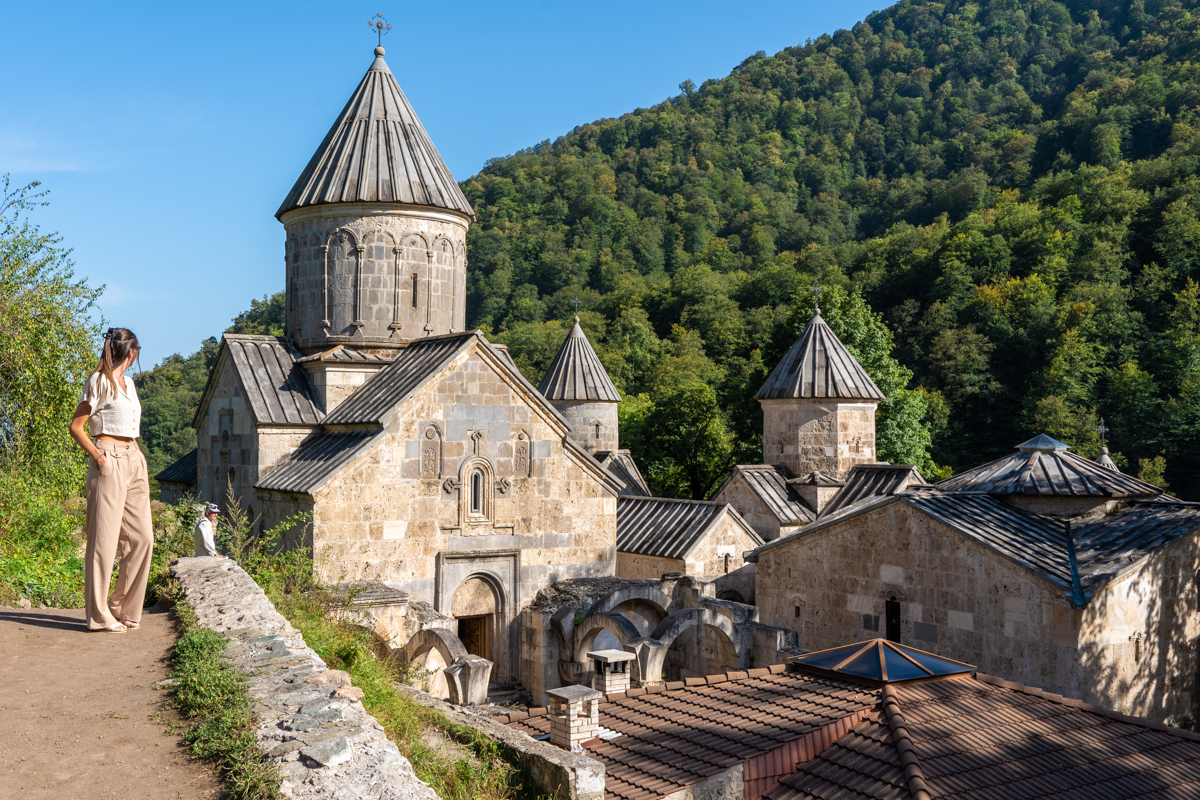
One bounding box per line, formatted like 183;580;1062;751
572;612;642;664
635;607;746;683
401;627;469;700
591;584;672;619
323;227;363;335
449;571;507;673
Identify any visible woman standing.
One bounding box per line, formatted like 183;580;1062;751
68;328;154;632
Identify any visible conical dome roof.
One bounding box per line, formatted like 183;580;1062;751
277;47;474;220
538;319;620;402
756;313;884;401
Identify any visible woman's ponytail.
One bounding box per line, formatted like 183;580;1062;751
93;328;140;400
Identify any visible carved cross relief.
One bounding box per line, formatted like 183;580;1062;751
514;431;531;478
420;424;442;481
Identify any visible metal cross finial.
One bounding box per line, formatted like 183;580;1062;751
573;295;581;313
812;279;822;314
368;12;391;46
1097;418;1109;446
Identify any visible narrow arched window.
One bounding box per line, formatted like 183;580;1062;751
470;470;483;515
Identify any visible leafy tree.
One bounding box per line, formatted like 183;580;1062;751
633;384;737;500
0;176;100;493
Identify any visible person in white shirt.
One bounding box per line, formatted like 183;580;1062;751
194;504;220;557
68;327;153;633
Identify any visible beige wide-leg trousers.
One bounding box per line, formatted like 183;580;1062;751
84;439;154;631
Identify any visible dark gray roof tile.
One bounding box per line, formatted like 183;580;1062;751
757;314;884;401
220;336;323;426
255;429;382;494
277;49;473;220
538;319;620;402
712;465;814;525
155;448;197;486
617;496;761;559
937;437;1162;498
597;450;651;496
323;333;476;424
819;464;926;519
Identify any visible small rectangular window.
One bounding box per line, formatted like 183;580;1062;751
885;600;901;643
411;274;419;308
794;605;801;618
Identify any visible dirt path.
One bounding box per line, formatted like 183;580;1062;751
0;603;221;799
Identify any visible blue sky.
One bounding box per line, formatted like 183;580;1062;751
3;1;881;367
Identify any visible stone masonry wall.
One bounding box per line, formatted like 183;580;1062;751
1079;531;1200;724
196;364;261;509
755;502;1085;696
171;556;440;800
753;500;1200;722
683;514;760;581
616;553;685;581
284;206;469;349
761;400;876;479
259;343;618;685
553;401;619;456
711;476;784;542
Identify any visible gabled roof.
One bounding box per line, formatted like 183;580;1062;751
323;332;478;424
712;465;814;526
756;313;884;401
276;48;473;220
936;435;1162;497
255;430;383;494
617;496;762;560
596;450;651;496
767;673;1200;800
790;639;974;686
818;463;926;519
789;470;844;487
194;335;324;428
155;448;197;486
537;318;620;402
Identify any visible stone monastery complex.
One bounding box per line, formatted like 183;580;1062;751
158;46;1200;733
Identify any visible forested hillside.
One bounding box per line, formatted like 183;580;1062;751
136;0;1200;498
461;0;1200;495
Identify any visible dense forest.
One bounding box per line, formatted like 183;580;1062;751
138;0;1200;498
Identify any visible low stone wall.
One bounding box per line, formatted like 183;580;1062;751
171;556;441;800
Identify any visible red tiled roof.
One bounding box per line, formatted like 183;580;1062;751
768;673;1200;800
500;665;879;800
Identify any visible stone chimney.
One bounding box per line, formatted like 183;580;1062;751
547;684;602;752
588;649;635;694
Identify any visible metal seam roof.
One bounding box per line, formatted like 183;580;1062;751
818;464;925;520
936;443;1162;498
617;497;761;559
155;448;197;485
598;450;652;496
537;320;621;402
217;336;324;426
276;49;474;220
255;429;382;494
714;466;814;525
756;314;885;401
323;333;476;424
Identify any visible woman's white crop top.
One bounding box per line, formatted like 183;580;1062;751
80;372;141;438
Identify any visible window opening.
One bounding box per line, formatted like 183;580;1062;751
470;470;483;514
885;599;901;643
411;274;418;308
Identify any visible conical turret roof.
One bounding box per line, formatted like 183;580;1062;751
538;319;620;402
756;313;885;401
277;47;474;220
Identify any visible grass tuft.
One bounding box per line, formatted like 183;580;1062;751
167;598;281;800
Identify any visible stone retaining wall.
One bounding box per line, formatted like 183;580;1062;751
172;556;441;800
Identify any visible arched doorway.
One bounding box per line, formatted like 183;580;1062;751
452;575;501;667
